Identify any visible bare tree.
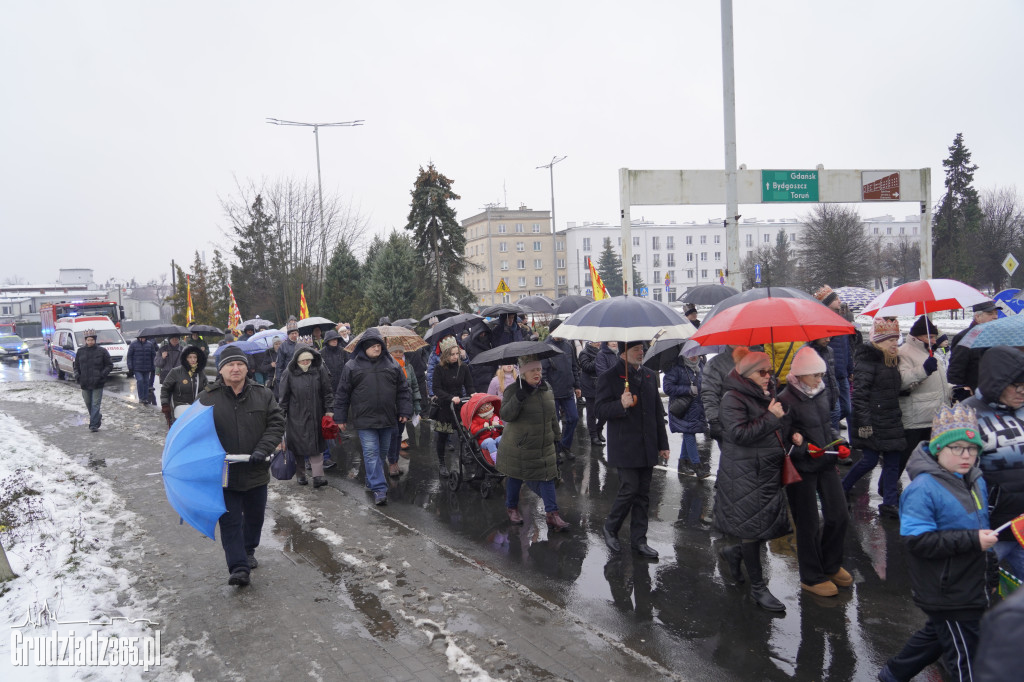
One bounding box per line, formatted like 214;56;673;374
883;236;921;285
975;187;1024;292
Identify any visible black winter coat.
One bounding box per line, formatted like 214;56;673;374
810;341;839;409
431;360;474;427
406;346;427;409
320;342;349;389
160;345;209;409
126;339;156;374
334;329;412;430
713;371;791;540
275;338;300;385
664;358;707;434
595;363;669;468
279;347;335;460
541;337;580;399
465;324;496;393
778;380;836;473
851;343;906;452
198;379;285;491
74;344;112;390
155;341;184;378
976;587;1024;682
947;322;989;391
594;343;619;378
578;343;600;397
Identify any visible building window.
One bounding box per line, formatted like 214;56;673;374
556;258;566;269
653;288;662;302
533;223;541;233
633;254;640;264
745;234;753;247
886;227;893;235
517;260;525;270
557;275;566;286
585;272;592;286
515;223;524;233
668;288;677;303
687;269;694;279
500;260;509;270
516;242;525;252
700;235;707;244
764;233;771;243
534;259;542;269
714;251;721;261
498;224;506;233
652;254;661;267
700;252;708;261
582;237;591;251
499;241;508;252
899;226;905;234
701;269;708;279
617;238;622;246
667;253;675;267
713;235;720;244
666;236;674;249
518;277;526;287
556;240;564;251
686;252;694;262
653;270;660;283
534;276;543;287
790;233;798;243
652;236;660;250
533;241;542;251
685;236;693;245
630;236;638;247
666;271;674;284
873;227;880;235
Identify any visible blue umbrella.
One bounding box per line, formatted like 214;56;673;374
161;403;246;540
213;340;266;359
248;329;285;349
958;314;1024;349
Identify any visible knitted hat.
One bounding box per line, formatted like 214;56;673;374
733;347;770;378
477;402;494;418
217;345;250;370
909;315;936;338
871;317;901;343
683;305;698;316
548;318;562;334
286;320;299;332
788;345;826;378
929;404;984;454
439;336;458;354
387;339;405;353
296;350;314;363
814;285;839;307
243;324;255;333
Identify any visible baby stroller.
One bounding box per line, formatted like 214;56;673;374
446;393;505;498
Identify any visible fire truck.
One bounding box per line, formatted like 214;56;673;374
40;300;125;344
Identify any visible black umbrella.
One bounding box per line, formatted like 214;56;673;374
553;295;594;315
555;297;695;343
515;296;557;314
188;324;225;337
419;309;461;324
391;318;418;330
642;335;688;372
423;313;483;344
137;324;190;339
469;340;563;366
679;284;739;306
480;303;527;317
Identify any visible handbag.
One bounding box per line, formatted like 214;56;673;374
270;448;296;481
774;431;803;486
427;395;440;420
668;394;694;419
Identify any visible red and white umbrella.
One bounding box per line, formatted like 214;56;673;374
861;279;990;318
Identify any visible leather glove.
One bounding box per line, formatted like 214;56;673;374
808;443;825;459
837;445;851;460
951;386;972;403
709;420;723;441
922;356;938;376
161;404;172;427
249;452;271;464
858;426;873;439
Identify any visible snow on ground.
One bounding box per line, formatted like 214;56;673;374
0;411;170;680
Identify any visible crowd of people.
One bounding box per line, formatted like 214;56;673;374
81;288;1024;681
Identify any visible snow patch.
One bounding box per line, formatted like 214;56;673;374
398;611;498;682
312;527;344;546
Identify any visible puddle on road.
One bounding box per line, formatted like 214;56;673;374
271;513;400;641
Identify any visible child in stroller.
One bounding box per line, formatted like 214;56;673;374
470;398;504;465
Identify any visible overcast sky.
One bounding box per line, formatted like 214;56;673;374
2;1;1021;285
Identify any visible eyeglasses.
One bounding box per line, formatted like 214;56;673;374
808;372;825;379
1011;383;1024;394
755;369;771;377
945;445;979;457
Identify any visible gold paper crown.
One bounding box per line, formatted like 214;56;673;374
814;284;836;302
930;404;983;452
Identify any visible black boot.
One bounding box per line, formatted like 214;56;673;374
718;544;745;583
741;542;785;612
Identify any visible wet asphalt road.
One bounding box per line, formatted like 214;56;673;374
2;341;926;681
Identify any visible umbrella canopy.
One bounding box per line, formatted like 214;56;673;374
480;303;527;317
553;295;594;315
161;404;228;540
344;325;429;353
516;295;557;314
556;296;695;343
833;286;876;314
679;284;739;306
469;340;563;366
689;297;855;348
213;340;267;358
391;318;419;329
861;278;989;318
419;308;461;324
642;334;689;372
423;313;484;344
296;316;336;335
137;324;190;339
248;329;285;349
241;317;275;330
958;314;1024;349
188;324;225;337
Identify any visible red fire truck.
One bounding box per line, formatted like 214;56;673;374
40;300;125;344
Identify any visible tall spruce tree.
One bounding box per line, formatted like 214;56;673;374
404;164;474;309
362;233;420;322
798;204;874;289
317;239;363;323
933;133;981;283
596;238;623;296
229;195;285;321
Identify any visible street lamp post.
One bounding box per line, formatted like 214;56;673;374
266;117;364;231
537;155;566;295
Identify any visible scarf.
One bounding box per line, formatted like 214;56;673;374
789;374;826;398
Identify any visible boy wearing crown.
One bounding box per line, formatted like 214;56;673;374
879;404;998;682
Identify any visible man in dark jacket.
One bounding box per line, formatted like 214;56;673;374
596;340;670;560
154;335;183;382
198;345;285;587
975;586;1024;682
465;322;495;393
275;321;301;390
701;345;740;443
683;305;700;328
542;319;581;458
334;328;413;505
126;334;157;405
240;324;256;341
578;341;604;446
491;313;523;347
74;329;112;432
320;329;349;388
948;300;999;402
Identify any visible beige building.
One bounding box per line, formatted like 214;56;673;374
461;206;569;307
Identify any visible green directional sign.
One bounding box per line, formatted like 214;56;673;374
761;170;819;202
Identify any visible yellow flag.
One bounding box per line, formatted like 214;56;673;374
299;285;310;319
186;275;194;326
588;258;609;300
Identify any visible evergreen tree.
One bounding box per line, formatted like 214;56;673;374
317;239;363;323
933;133;981;283
596;238;623;296
363;233;420;323
208;249;231;327
230;195;286;321
798;204;874;289
168;264;189;326
404;163;474;309
770;229;795;286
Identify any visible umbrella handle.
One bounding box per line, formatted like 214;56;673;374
225;454;251;463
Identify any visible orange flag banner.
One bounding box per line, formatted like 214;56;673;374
299;285;310;319
588;258;609;300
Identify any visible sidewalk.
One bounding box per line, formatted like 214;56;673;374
0;387;678;681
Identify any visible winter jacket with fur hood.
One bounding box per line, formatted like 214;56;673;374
898;335;952;429
160;345;209;409
278;346;335;459
851;342;906;452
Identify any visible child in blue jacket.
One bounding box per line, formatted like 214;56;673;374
879;404;998;682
